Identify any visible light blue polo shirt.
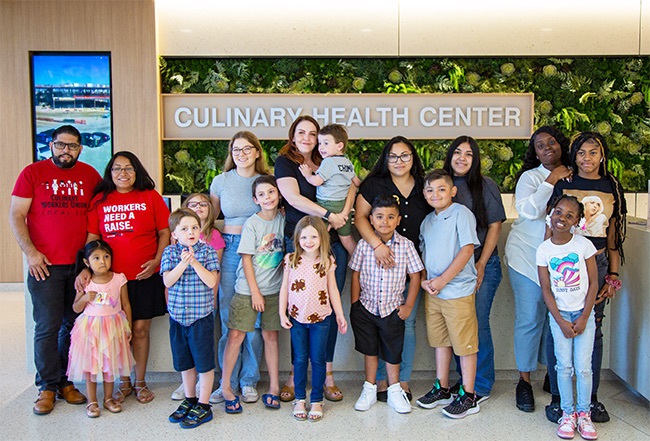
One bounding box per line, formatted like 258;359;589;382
419;202;479;300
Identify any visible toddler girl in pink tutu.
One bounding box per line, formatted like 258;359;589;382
68;240;135;418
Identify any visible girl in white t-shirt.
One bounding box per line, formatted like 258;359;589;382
536;195;599;440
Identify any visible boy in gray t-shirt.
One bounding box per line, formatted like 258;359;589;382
220;175;284;412
299;124;360;256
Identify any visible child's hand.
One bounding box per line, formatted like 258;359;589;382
280;314;292;329
337;315;348;334
572;316;588;335
181;247;195;266
397;304;412;320
558;319;577;339
298;163;313;178
251;293;265;312
87;291;98;302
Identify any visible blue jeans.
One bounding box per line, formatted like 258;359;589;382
454;254;502;395
285;238;348;366
509;265;549;372
217;233;263;390
549;309;596;414
290;317;329;403
376;281;421;383
546;251;608;399
28;265;78;391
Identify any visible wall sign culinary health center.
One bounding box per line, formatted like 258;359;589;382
162;93;534;140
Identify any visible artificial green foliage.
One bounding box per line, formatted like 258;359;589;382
161;57;650;194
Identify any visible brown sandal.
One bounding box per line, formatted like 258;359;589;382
323;371;343;401
280;372;295;402
134;380;155;404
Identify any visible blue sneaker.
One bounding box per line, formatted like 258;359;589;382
169;399;193;423
180;404;213;429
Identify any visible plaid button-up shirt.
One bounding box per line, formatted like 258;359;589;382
348;231;424;318
161;241;220;326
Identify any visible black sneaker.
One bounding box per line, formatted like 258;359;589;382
545;396;562;424
449;381;462;396
543;373;551;394
516;378;535;412
416;379;453;409
590;401;610;423
180;404;213;429
475;393;490;404
441;386;480;419
376;390;387;402
169;399;194;423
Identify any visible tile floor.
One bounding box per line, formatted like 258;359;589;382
2;288;648;441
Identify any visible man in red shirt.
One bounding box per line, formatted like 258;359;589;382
10;125;102;415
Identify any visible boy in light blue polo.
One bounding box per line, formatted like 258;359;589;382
416;169;481;419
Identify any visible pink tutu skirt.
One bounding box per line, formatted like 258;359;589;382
67;311;135;383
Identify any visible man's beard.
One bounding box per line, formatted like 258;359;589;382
51;152;78;169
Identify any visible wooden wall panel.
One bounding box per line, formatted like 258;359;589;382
0;1;160;282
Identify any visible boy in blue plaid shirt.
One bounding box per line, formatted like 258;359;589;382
162;208;220;429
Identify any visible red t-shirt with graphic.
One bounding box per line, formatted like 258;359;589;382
12;159;102;265
87;189;170;280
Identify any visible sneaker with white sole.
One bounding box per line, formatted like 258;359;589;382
416;379;454;409
354;381;377;411
577;411;598;440
209;387;225;404
172;383;201;401
241;386;259;403
171;384;185;401
387;383;411;414
557;411;577;439
441;386;480;419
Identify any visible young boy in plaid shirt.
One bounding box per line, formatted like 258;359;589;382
349;195;424;414
162;208;220;429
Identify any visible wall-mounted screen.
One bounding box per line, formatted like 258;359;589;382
30;52;113;174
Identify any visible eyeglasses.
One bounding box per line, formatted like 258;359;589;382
187;201;210;209
387;153;413;163
232;146;255;156
52;141;81;151
111;166;136;174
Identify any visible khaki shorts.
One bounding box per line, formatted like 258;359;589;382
228;293;282;332
424;293;478;356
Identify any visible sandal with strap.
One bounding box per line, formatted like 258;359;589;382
134;380;155;404
308;402;323;422
280;371;295;402
103;398;123;413
112;380;133;403
323;371;343;402
292;399;307;421
86;401;100;418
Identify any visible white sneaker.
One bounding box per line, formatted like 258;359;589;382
354;381;377;411
241;386;259;403
209;387;225;404
387;383;412;414
171;384;185;401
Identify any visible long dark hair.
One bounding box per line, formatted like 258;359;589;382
363;136;425;190
75;240;113;276
516;126;570;183
570;132;626;262
92;151;156;207
442;135;487;229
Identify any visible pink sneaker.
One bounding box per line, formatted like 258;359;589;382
557;412;576;439
577;411;598;440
